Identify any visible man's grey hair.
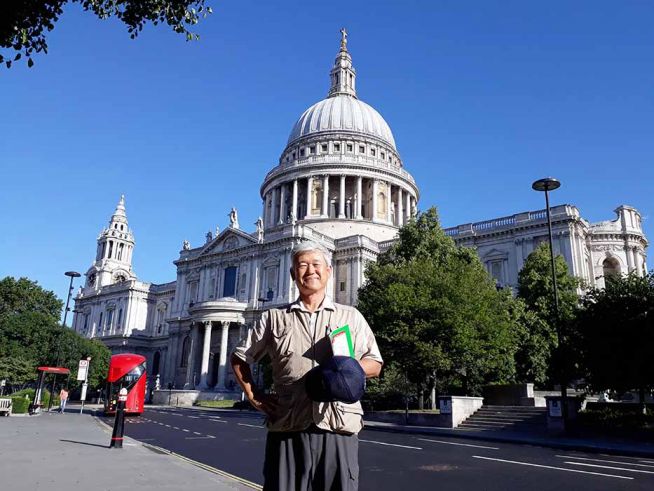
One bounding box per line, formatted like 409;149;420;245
290;241;332;268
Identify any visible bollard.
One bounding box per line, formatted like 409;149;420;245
110;388;128;449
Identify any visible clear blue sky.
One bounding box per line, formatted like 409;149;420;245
2;1;652;315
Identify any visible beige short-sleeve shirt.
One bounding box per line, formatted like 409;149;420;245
232;297;382;434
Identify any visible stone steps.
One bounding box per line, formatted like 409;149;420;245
459;405;547;431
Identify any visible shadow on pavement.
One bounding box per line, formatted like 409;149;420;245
60;439;109;449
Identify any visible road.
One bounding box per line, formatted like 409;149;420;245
105;407;654;490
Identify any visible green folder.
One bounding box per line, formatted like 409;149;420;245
329;325;355;358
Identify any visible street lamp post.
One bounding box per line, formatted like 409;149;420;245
62;271;81;328
532;177;567;430
48;271;81;411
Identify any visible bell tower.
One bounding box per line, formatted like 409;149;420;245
85;195;136;289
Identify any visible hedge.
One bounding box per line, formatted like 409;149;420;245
11;396;29;414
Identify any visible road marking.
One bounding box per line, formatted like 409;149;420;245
565;462;654;475
238;423;263;428
210;419;228;423
640;460;654;464
173;426;180;430
472;456;633;480
193;431;202;435
418;438;498;450
188;415;200;419
165;424;171;428
556;455;654;469
359;439;422;450
185;436;214;440
182;429;190;432
207;435;216;438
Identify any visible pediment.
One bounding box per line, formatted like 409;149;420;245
481;248;509;260
199;228;257;256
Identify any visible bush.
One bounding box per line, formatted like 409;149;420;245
576;406;654;439
10;396;29;414
10;388;59;409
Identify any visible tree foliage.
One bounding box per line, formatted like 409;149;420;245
517;242;581;324
515;243;581;386
358;208;521;403
0;0;213;68
577;273;654;411
0;276;111;392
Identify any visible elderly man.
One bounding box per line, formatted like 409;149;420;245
231;241;382;490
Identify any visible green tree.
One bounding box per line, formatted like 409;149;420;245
0;356;34;389
577;273;654;414
0;276;111;392
516;243;581;386
358;208;521;406
0;276;62;319
0;0;213;68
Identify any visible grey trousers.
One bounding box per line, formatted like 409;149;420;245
263;426;359;491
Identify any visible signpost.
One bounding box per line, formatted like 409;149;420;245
78;357;91;414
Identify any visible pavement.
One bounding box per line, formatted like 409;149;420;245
2;403;653;491
0;406;256;491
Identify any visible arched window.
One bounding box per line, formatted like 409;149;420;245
180;336;190;367
603;257;621;278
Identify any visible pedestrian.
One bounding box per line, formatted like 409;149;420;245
231;241;383;490
59;387;69;413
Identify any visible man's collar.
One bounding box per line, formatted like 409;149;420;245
290;296;336;313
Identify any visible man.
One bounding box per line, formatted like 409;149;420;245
231;241;382;490
58;387;69;413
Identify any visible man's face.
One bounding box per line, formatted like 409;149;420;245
292;251;331;297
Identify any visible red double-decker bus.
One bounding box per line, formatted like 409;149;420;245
104;353;146;415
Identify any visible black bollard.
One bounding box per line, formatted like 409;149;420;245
110;388;127;449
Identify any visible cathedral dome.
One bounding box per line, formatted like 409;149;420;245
287;95;396;150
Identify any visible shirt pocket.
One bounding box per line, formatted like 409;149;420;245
328;401;364;433
271;322;300;383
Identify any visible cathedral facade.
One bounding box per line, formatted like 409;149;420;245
72;34;648;395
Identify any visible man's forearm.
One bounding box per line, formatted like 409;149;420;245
230;353;256;397
359;358;382;378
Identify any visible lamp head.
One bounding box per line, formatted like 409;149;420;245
532;178;561;192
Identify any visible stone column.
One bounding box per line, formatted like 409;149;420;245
356;176;363;219
292;179;298;223
217;321;231;390
387;182;393;223
305;176;313;219
270;187;279;227
199;321;213;389
626;245;634;272
397;188;404;227
322;175;329;217
278;184;286;224
634;248;643;276
339;175;346;218
405;193;411;221
186;323;199;388
372;180;378;222
262;194;268;228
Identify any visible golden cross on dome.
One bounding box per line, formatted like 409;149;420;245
340;28;348;51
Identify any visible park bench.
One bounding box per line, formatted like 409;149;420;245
0;397;12;416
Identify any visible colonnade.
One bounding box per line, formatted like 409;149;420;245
262;175;416;228
180;320;240;390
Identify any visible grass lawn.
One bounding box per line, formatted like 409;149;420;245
195;400;237;408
